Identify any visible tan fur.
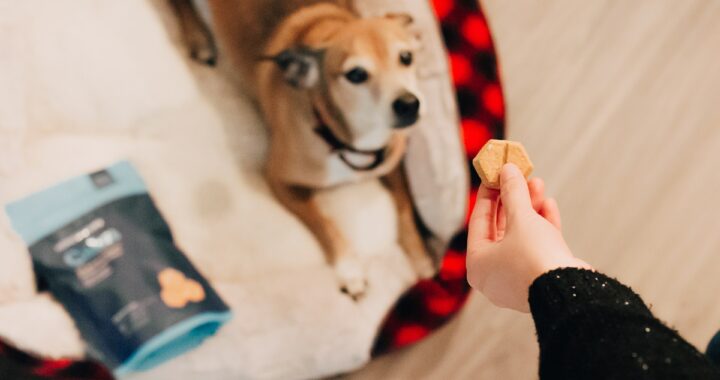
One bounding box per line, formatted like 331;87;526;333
381;166;436;279
171;0;434;298
208;0;354;91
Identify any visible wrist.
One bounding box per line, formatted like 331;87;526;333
533;256;592;283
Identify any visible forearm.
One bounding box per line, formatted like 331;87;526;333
529;268;720;379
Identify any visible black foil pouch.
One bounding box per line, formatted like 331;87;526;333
5;161;231;376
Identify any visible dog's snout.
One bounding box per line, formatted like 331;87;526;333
392;93;420;128
392;93;420;118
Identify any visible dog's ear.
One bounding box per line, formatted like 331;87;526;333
385;12;414;26
262;47;324;89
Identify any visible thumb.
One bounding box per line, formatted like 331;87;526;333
499;163;532;219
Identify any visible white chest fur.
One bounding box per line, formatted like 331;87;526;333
313;179;399;256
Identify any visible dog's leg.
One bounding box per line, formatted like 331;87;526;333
168;0;218;66
269;180;367;299
382;166;436;279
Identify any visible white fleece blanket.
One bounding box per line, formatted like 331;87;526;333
0;0;462;378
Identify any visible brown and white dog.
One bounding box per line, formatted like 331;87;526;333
170;0;436;298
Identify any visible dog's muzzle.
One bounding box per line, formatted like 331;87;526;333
314;124;386;171
313;109;387;171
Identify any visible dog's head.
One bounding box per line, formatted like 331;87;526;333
268;13;422;152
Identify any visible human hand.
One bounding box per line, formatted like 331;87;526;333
467;164;591;312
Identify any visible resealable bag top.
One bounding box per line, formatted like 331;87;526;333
5;161;232;376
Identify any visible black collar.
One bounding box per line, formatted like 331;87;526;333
312;109;386;171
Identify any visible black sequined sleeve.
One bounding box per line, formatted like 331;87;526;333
528;268;720;379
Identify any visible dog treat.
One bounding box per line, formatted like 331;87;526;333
472;139;533;189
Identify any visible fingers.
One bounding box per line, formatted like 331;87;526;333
496;200;506;239
499;177;542;238
528;177;545;213
499;164;533;220
468;185;500;247
528;177;562;230
540;198;562;230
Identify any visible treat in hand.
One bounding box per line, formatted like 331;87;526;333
472;139;533;189
467;163;592;313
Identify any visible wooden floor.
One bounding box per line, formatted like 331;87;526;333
347;0;720;378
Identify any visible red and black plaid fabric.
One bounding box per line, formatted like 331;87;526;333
372;0;504;355
0;339;112;380
0;0;503;376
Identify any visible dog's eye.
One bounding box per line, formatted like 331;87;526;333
344;67;369;84
399;51;413;66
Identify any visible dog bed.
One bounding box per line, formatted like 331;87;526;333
0;0;503;378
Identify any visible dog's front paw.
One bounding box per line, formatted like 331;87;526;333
412;255;437;280
334;256;368;301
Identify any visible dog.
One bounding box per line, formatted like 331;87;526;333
169;0;436;298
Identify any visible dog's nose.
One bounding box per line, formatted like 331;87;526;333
392;93;420;128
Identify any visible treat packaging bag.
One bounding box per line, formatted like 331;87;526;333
5;161;232;376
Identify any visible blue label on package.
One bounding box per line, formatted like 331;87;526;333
5;161;232;376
